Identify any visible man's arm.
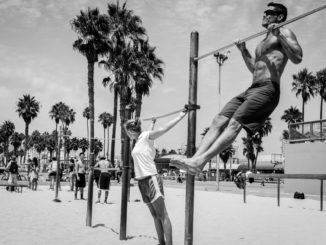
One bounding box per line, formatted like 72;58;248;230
270;26;302;64
235;41;255;73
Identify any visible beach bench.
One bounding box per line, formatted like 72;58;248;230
0;181;29;193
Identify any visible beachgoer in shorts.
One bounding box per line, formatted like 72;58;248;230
75;152;86;200
94;155;112;204
124;110;187;245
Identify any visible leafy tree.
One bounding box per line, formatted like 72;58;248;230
0;121;15;163
10;132;25;155
78;138;89;154
16;94;40;160
292;68;315;121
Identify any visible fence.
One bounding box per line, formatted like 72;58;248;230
289;119;326;143
243;174;326;211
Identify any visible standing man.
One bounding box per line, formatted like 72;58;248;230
171;2;302;177
75;152;86;200
94;155;112;204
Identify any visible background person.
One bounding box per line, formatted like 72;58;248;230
94;155;112;204
30;157;40;191
6;155;19;192
124;110;187;245
75;152;86;200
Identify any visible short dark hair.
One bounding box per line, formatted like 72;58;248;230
268;2;287;21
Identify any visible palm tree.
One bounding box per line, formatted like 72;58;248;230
16;94;40;160
315;68;326;120
292;68;316;121
46;131;57;160
71;7;112;226
10;132;25;156
82;107;90;141
251;118;272;172
98;112;113;158
78;138;89;154
0;121;15;163
94;138;103;159
103;1;146;160
242;134;255;170
219;145;235;171
281;106;303;124
134;39;164;119
70;137;80;153
49;102;66;156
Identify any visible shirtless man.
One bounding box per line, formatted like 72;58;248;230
171;2;302;175
94;155;112;204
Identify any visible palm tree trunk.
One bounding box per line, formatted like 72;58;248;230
110;88;118;164
107;126;110;160
320;96;323;120
86;60;95;227
103;127;106;157
135;93;142;119
24;122;29;162
87;119;89;161
55;123;58;158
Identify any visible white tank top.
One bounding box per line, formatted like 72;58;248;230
132;131;157;179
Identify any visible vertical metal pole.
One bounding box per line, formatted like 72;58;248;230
277;178;280;207
120;108;131;240
320;179;323;211
244;178;246;203
185;31;198;245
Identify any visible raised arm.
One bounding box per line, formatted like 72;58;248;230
235;40;255;73
149;111;187;140
270;25;302;64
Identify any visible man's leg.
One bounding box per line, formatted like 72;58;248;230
104;191;109;203
172;118;242;173
96;190;101;203
193;114;229;157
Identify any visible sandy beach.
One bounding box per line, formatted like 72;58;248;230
0;181;325;245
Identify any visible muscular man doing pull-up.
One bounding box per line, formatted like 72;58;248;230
171;2;302;175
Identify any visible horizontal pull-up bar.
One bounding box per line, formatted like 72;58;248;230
194;4;326;61
141;104;200;121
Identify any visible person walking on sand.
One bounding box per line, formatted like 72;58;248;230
6;155;19;192
68;158;76;191
124;110;188;245
94;155;112;204
75;152;86;200
171;2;302;183
30;157;40;191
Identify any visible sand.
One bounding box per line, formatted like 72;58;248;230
0;183;325;245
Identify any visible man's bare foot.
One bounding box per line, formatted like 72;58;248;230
170;159;202;175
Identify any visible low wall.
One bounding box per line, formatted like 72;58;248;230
284;141;326;195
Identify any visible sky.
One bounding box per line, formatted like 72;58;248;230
0;0;325;160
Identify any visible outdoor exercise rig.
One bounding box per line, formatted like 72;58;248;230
182;4;326;245
78;4;326;243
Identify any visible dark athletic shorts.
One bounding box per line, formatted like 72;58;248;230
219;81;280;134
76;173;86;188
138;175;164;204
93;169;101;187
99;172;111;190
